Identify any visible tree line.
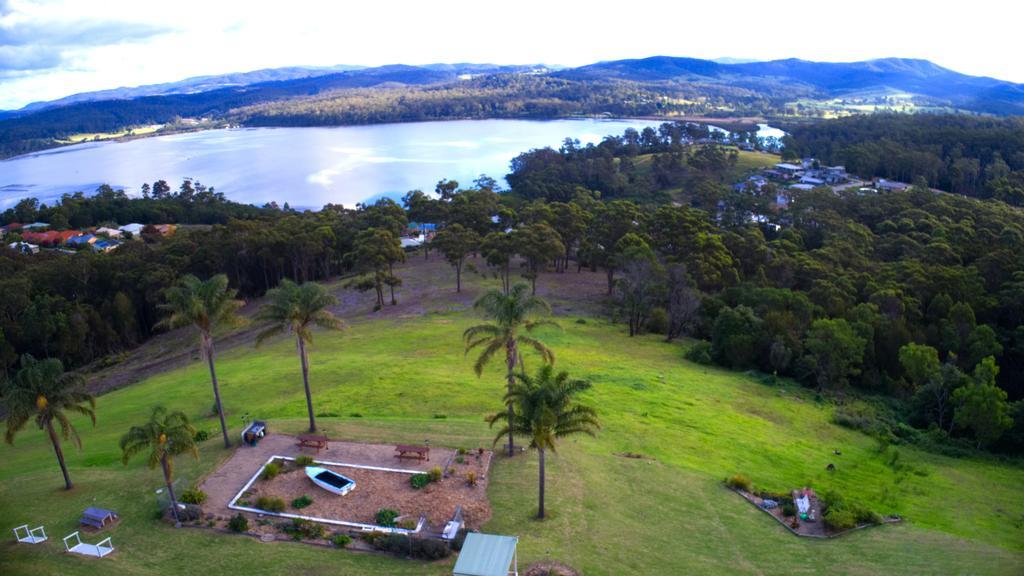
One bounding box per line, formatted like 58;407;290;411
783;113;1024;205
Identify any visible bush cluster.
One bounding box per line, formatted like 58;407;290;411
331;533;352;548
294;455;315;467
179;488;207;505
410;474;431;490
280;518;325;541
686;341;713;365
291;495;313;509
819;491;882;531
260;462;281;481
228;514;249;533
375;508;400;527
256;496;286;513
370;534;451;560
428;466;443;482
726;473;752;492
192;430;210;443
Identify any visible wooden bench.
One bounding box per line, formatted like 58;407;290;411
394;444;430;461
296;434;329;454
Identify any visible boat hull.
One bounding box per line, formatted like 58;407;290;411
305;466;356;496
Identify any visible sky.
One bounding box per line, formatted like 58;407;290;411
1;0;1022;110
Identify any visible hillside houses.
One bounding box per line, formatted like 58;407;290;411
0;219;178;255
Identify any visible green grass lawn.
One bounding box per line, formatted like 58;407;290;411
2;273;1022;574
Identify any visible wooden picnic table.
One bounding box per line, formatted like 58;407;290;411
394;444;430;461
80;507;118;529
296;434;329;453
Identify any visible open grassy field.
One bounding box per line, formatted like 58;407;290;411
56;125;163;144
2;258;1022;575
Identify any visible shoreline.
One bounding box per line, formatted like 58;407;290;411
0;114;774;162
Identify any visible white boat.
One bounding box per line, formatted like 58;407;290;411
305;466;356;496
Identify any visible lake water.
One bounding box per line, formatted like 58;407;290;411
0;118;781;210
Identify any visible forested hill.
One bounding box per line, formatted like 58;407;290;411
3;56;1023;159
783;114;1024;205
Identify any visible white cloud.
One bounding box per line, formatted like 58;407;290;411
0;0;1022;109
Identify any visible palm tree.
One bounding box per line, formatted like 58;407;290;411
2;355;96;490
254;280;344;433
489;365;599;519
120;406;198;525
464;283;558;457
159;274;243;448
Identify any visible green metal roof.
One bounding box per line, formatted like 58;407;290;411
453;533;518;576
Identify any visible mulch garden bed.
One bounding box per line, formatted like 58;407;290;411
241;454;491;534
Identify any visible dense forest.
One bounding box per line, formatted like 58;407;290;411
2;120;1023;458
784;114;1024;205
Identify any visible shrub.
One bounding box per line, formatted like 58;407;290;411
410;473;431;490
411;537;451;560
456;447;467;456
781;502;796;517
294;455;315;467
316;411;340;417
397;518;418;530
292;495;313;509
646;306;669;335
450;527;468;551
726;473;752;492
173;503;203;522
375;508;399;527
256;496;286;513
281;518;325;541
455;456;465;464
193;429;210;443
228;514;249;533
331;534;352;548
428;466;443;482
465;471;478;487
260;462;281;481
179;488;207;505
820;490;881;531
832;402;896;440
686;340;713;365
349;412;363;418
823;507;858;530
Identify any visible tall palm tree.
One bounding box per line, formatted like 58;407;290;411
159;274;243;448
464;283;558;457
120;406;198;525
489;364;599;519
254;280;344;433
2;355;96;490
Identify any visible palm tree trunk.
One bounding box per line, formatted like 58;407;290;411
204;334;231;448
538;447;546;519
505;342;517;457
297;337;317;433
45;420;73;490
161;454;181;524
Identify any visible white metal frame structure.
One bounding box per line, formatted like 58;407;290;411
13;524;47;544
63;531;114;558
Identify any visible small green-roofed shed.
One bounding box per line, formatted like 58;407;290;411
452;533;519;576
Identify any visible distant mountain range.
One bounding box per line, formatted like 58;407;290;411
555;56;1024;114
1;56;1021;159
3;63;553;116
5;56;1022;117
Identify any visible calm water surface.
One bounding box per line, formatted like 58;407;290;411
0;118;781;209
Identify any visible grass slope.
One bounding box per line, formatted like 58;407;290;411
1;263;1021;575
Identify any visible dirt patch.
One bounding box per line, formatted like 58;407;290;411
244;456;491;533
524;561;581;576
